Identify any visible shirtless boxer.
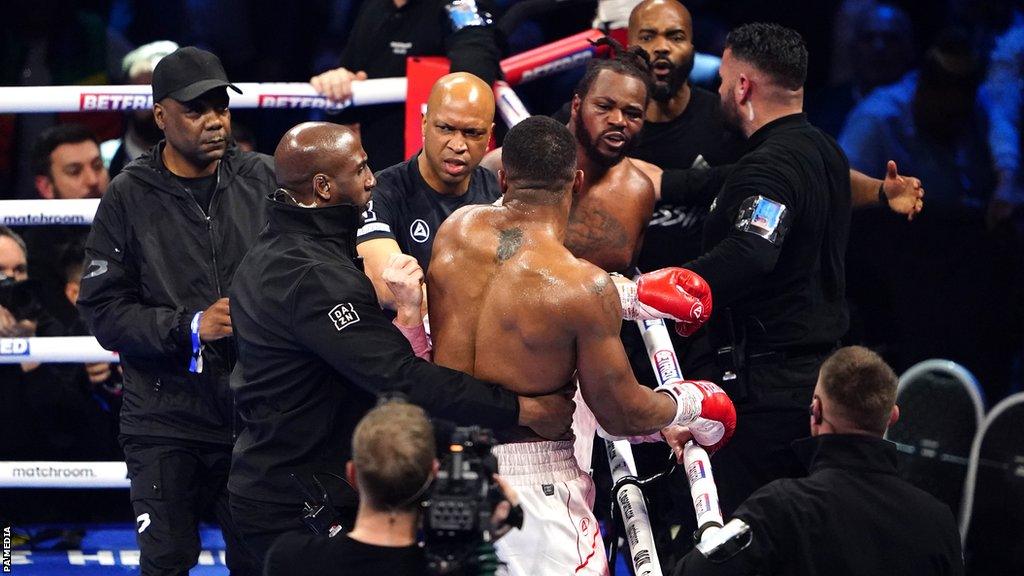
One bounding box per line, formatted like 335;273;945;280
427;116;735;576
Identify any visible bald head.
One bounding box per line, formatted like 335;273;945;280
274;122;374;208
628;0;691;34
425;72;495;122
419;73;495;195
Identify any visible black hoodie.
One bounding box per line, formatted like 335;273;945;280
78;142;275;444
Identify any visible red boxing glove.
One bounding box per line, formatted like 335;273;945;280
655;380;736;453
632;267;712;337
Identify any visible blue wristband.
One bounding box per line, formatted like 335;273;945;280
189;311;204;373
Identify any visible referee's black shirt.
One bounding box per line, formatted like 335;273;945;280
228;195;518;505
685;113;851;350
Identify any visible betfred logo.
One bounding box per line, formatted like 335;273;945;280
521;50;593;82
80;94;153;111
654;349;682;383
258;95;347;110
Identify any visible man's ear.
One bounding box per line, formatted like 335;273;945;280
34;175;55;199
570;94;581;122
431;458;440;478
64;281;80;306
346;460;359;491
888;404;900;428
314;173;331;202
498;169;508;194
737;74;752;104
153;104;166;130
571;169;584;196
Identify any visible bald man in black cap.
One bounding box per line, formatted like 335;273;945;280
79;46;273;575
227;122;575;571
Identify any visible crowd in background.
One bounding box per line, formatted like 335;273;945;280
1;0;1022;519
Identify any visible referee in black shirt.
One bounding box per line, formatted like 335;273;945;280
310;0;502;169
679;23;852;517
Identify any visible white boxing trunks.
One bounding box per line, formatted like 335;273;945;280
493;440;608;576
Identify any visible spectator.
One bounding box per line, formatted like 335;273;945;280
101;40;179;179
673;346;964;576
840;30;993;212
78;46;274;576
20;124;108;329
310;0;503;169
264;400;521;576
809;2;915;137
981;10;1024;228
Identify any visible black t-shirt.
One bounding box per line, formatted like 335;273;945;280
176;172;218;215
265;532;426;576
357;154;502;272
632;86;744;271
337;0;501;169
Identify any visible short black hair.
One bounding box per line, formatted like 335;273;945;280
574;37;653;104
503;116;576;192
726;22;808;90
30;124;100;178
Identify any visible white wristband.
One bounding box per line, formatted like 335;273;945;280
613;275;669;321
654;382;702;427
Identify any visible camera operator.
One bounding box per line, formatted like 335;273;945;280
263;400;520;576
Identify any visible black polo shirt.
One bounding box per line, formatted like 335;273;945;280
357;154;502;272
685;113;851;350
336;0;501;169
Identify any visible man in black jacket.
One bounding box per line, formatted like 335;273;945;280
227;122;574;569
310;0;502;169
674;346;964;576
79;47;270;576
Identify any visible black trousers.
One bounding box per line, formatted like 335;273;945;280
229;492;309;573
122;436;260;576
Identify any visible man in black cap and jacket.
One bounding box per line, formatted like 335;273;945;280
79;46;271;576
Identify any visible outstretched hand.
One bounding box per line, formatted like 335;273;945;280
882;160;924;221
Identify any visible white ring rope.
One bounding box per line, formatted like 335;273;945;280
0;79;407;114
0;336;118;364
0;461;128;488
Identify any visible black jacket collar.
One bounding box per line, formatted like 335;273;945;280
265;193;362;257
745;112;809;152
791;433;899;477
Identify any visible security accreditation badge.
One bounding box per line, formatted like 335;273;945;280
734;195;789;245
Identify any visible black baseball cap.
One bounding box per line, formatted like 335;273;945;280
151;46;242;103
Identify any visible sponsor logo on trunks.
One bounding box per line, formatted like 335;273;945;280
410;219;430;243
0;339;29;356
80;94;153;111
521;50;593;83
258;95;348;110
654;349;682;383
580;518;589;534
542;484;555;496
328;303;360;331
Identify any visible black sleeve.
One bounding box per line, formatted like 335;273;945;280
355;182;400;244
443;1;502;84
673;484;784;576
289;264;519;429
661;164;736;207
77;183;192;361
684;167;797;309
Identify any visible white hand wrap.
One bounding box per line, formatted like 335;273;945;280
654;382;702;428
613;275;672;321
